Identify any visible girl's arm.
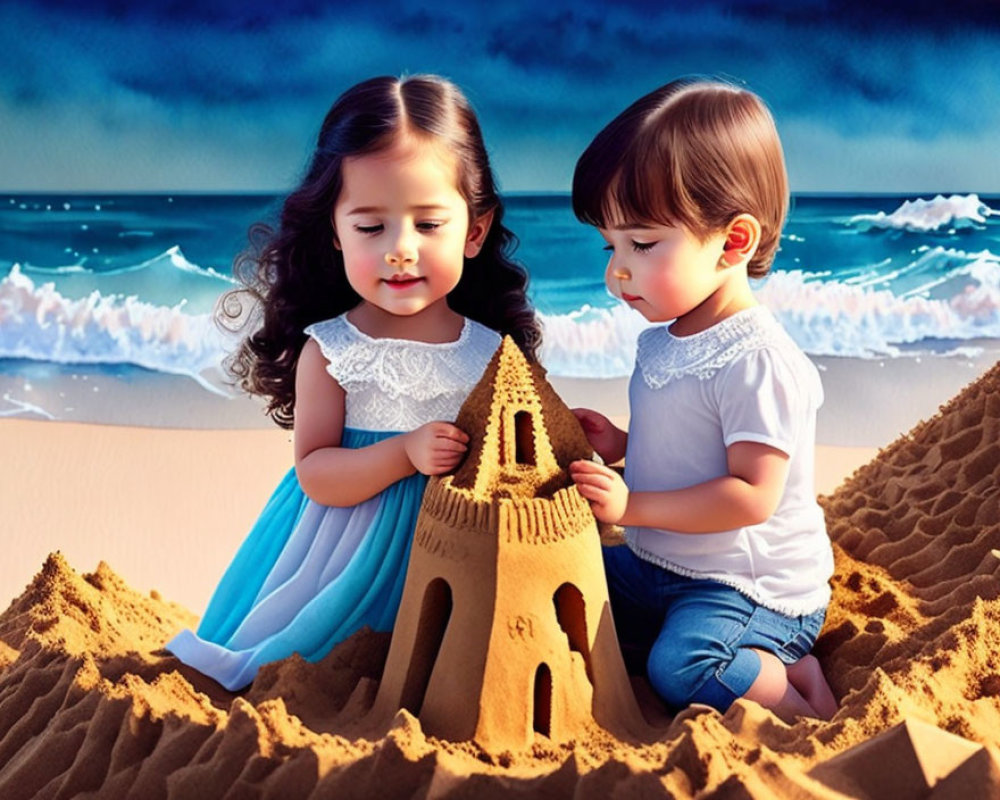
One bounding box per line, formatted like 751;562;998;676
570;441;790;532
572;408;628;464
294;339;468;507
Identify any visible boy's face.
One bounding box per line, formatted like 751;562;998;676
598;217;739;333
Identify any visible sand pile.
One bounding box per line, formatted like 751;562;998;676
2;363;1000;798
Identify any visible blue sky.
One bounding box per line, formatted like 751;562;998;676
1;0;998;193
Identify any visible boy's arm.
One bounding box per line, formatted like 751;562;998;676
570;441;790;532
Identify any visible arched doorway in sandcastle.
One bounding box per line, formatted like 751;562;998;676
397;577;452;717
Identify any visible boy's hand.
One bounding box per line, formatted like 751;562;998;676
570;459;629;524
403;422;469;475
572;408;627;464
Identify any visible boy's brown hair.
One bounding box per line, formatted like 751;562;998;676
572;78;789;278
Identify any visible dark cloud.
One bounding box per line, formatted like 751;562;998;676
0;4;346;109
375;7;470;37
10;0;331;26
719;0;1000;31
2;0;998;191
20;0;1000;31
484;11;610;74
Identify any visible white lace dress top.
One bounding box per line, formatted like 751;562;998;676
624;305;833;616
304;314;501;432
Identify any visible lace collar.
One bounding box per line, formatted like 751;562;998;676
305;313;500;402
339;313;473;350
636;306;783;388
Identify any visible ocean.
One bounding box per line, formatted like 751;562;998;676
2;192;998;426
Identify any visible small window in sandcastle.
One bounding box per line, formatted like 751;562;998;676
533;663;552;738
514;411;536;466
399;577;452;716
554;583;593;684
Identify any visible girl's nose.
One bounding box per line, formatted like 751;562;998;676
384;230;418;270
384;251;416;269
612;267;631;281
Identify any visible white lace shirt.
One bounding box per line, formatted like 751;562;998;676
623;306;833;616
304;314;501;433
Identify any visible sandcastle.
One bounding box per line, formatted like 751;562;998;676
370;337;647;750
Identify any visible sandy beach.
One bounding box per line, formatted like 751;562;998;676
2;421;294;615
0;359;903;615
6;346;998;612
2;357;999;796
0;419;878;615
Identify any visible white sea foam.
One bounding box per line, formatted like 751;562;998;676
0;264;230;392
538;304;649;378
849;193;993;233
755;271;982;357
4;250;999;386
0;392;55;419
17;246;234;313
538;255;1000;376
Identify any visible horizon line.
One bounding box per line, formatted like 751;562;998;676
4;189;998;199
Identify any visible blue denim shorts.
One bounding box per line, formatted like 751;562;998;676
603;545;826;713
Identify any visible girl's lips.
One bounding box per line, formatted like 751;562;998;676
384;277;424;290
621;292;642;302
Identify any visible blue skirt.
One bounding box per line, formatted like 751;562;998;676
167;428;427;690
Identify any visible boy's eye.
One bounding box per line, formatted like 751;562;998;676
416;221;444;232
631;240;656;253
355;224;383;235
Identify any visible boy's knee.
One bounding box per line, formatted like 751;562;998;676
647;640;756;712
646;638;713;708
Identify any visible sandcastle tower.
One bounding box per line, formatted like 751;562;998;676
370;337;646;750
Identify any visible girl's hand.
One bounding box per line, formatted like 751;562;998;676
572;408;628;464
570;459;629;524
403;422;470;476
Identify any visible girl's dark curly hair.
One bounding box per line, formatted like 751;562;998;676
219;75;541;429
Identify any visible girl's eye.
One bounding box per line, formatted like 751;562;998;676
416;221;444;232
631;240;656;253
602;244;614;252
355;224;383;235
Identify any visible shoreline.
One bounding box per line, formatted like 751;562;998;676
554;344;1000;448
3;342;998;446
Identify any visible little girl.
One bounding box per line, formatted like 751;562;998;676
168;75;540;691
568;78;837;722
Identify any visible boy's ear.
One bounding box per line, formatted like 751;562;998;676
464;209;495;258
721;214;761;267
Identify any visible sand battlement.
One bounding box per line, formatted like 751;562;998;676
418;476;594;545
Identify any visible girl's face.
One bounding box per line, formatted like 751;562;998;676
599;217;745;334
333;136;491;320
